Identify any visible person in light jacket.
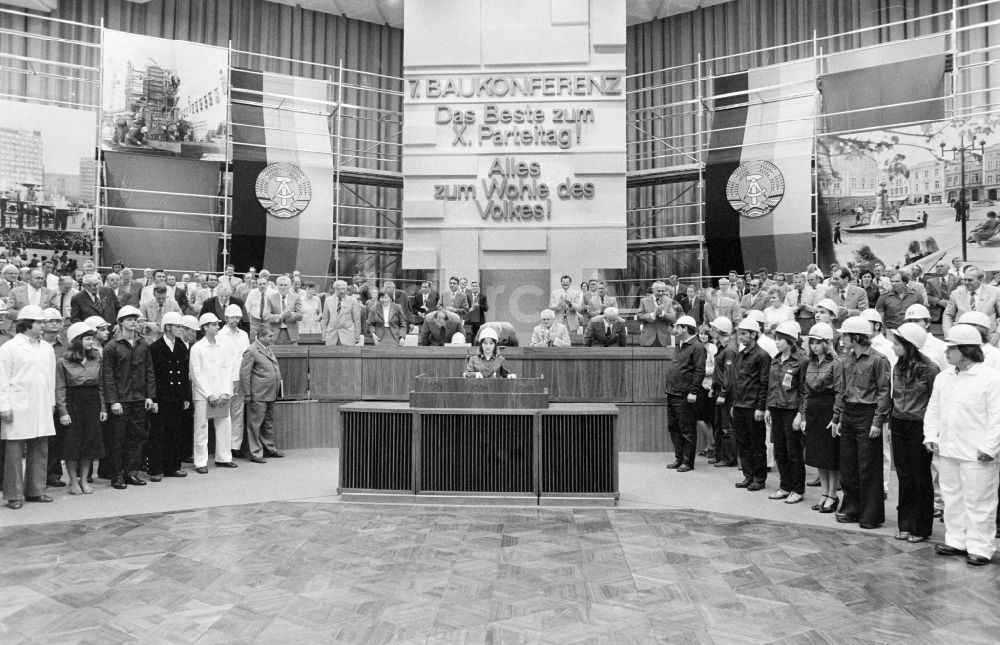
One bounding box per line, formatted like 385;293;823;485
189;313;236;473
0;305;56;509
924;324;1000;566
240;325;284;462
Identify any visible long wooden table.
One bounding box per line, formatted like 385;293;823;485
270;346;677;453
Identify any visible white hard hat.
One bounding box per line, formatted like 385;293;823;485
42;307;62;321
816;298;839;314
904;303;931;320
675;315;697;329
945;324;983;346
84;315;109;329
860;308;883;324
774;320;802;339
180;315;201;331
198;312;221;327
478;327;498;342
745;310;766;324
117;305;142;321
737;318;761;333
66;321;95;343
892;322;927;349
957;311;992;329
806;322;834;341
451;331;467;344
839;316;873;335
709;317;733;335
224;304;243;318
161;311;183;327
16;304;46;321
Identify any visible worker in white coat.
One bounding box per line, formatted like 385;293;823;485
218;304;250;457
1;305;56;509
189;312;236;473
924;324;1000;566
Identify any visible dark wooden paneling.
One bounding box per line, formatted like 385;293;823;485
273;400;340;449
616;404;670;452
273;345;309;399
631;348;674;403
519;348;633;402
360;347;474;400
307;346;364;399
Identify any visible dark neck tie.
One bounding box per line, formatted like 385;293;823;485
970;291;977;311
258;292;265;319
337;297;342;314
840;289;846;302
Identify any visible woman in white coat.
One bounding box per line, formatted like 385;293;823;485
925;324;1000;566
1;305;56;509
189;312;235;474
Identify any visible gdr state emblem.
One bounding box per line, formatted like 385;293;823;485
255;163;311;218
725;160;785;218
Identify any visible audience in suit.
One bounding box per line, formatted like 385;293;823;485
549;275;584;333
410;281;439;325
636;281;683;347
943;266;1000;331
70;273;119;325
419;310;464;346
8;269;56;317
199;282;248;334
321;279;362;346
584;308;628;347
824;268;869;321
239;325;285;461
440;277;470;317
272;276;303;345
367;291;408;346
531;309;571;347
465;281;489;341
139;285;182;340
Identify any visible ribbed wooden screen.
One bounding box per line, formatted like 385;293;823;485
541;415;616;494
340;410;411;491
420;414;533;493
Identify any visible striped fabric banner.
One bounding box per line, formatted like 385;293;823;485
706;59;817;275
230;69;335;277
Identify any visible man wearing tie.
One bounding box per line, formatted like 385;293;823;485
272;276;302;345
53;276;78;321
245;277;281;342
8;269;56;317
549;275;584;333
636;281;683;347
740;279;769;312
530;309;572;347
70;274;119;325
441;276;469;317
465;281;488;342
140;285;181;341
943;266;1000;332
321;279;362;346
409;281;439;325
585;307;628;347
587;281;618;318
114;269;143;308
0;264;24;342
824;268;869;321
785;272;818;335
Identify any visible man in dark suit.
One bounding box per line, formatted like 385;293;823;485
200;282;249;334
410;280;439;325
465;280;489;342
419;310;464;346
70;273;119;324
113;268;143;308
348;274;371;305
584;307;628;347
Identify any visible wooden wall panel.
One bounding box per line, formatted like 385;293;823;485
275;346;309;399
630;348;673;403
273;400;340;449
519;349;633;402
307;347;364;400
616;404;670;453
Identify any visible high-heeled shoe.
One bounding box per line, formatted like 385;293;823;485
811;495;829;511
819;496;840;513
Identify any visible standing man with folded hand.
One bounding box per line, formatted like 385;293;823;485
240;325;285;463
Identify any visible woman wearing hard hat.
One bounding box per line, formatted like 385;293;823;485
832;316;891;529
889;323;940;543
462;327;514;379
924;324;1000;566
765;321;806;504
802;322;842;513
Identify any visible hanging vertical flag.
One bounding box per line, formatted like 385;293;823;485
706;59;817;275
230;69;335;277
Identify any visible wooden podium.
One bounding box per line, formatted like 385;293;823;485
339;374;619;506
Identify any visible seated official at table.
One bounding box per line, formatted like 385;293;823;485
531;309;571;347
584;307;628;347
463;327;515;378
476;320;519;347
419;309;464;346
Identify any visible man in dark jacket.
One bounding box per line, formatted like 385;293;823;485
71;273;119;325
102;305;156;489
419;310;464;346
147;312;190;480
664;315;706;471
728;317;772;491
584;308;628;347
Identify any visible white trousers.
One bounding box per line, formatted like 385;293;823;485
229;388;245;451
193;400;233;468
936;455;1000;559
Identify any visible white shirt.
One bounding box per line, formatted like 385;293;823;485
381;304;391;327
26;285;41;306
44;274;58;290
983;343;1000;372
920;334;950;372
189;337;234;401
219;325;250;382
0;334;56;440
924;363;1000;461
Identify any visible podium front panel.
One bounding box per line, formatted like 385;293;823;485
420;413;534;493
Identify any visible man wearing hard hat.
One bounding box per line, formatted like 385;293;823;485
0;305;56;509
925;324;1000;566
664;316;706;472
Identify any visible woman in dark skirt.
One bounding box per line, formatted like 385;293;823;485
801;322;842;513
889;323;940;543
56;322;107;495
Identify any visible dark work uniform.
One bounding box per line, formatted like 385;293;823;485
729;342;771;484
664;336;706;467
148;335;191;477
833;345;891;525
801;354;841;471
767;351;806;494
102;336;156;483
712;339;739;465
891;357;940;538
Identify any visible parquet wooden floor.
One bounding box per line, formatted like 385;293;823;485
1;503;998;644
